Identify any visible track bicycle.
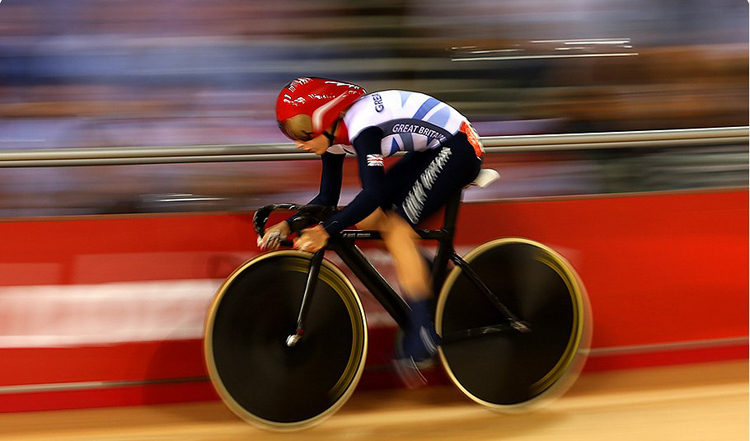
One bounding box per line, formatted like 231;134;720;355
204;169;592;430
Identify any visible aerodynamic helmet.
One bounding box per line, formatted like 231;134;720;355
276;77;366;141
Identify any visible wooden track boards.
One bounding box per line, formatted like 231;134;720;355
0;360;746;441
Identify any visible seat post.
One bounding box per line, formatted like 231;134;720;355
430;189;463;292
442;189;463;235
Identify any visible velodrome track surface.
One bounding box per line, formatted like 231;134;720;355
0;360;746;441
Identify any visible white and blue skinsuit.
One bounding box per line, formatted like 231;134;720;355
307;90;484;235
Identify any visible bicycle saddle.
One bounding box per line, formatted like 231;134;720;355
470;168;500;188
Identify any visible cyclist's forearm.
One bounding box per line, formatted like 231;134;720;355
307;192;335;207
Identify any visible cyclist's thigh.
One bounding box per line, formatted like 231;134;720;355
390;135;482;226
380;150;439;211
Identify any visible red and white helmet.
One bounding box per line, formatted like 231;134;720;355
276;77;366;141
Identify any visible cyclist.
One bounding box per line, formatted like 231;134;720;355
259;77;483;384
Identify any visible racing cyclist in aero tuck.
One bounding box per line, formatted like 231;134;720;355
259;77;484;386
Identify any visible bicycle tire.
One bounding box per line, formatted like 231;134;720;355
204;250;368;430
436;238;591;410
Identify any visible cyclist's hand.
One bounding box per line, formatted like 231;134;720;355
294;224;329;253
257;221;291;251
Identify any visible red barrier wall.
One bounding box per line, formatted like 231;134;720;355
0;189;746;412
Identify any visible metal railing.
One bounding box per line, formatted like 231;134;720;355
0;126;746;168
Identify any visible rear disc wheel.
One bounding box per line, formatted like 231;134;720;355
436;238;591;410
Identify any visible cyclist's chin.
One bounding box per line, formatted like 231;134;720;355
311;145;328;156
296;140;328;156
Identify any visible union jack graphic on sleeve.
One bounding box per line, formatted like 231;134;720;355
366;154;384;167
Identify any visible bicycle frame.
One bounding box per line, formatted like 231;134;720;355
328;189;462;329
285;189;529;347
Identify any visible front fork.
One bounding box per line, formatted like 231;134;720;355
286;249;326;347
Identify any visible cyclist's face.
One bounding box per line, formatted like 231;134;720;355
282;113;335;156
280;114;314;142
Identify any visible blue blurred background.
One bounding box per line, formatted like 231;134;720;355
0;0;747;215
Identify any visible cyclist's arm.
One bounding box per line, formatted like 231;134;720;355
283;151;344;227
309;151;345;206
322;127;386;236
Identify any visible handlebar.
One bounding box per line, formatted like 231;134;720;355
253;203;338;248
